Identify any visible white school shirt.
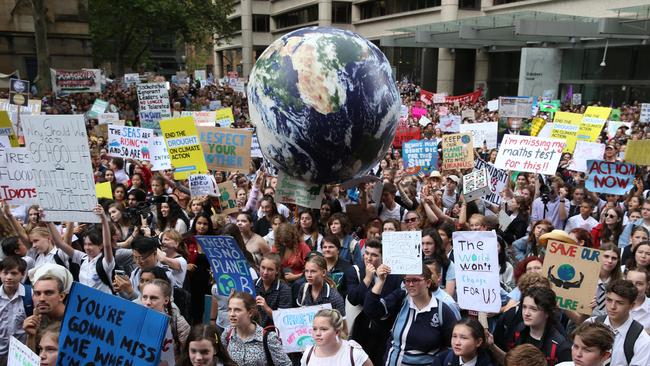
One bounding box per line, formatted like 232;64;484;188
300;340;369;366
70;250;115;294
587;315;650;366
630;297;650;331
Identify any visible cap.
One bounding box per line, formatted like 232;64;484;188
447;175;460;183
429;171;442;178
605;144;616;150
538;230;577;247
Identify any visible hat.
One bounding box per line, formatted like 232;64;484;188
605;144;616;150
447;175;460;183
28;263;74;294
538;230;577;247
429;171;442;178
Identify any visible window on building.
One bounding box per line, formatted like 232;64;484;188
332;2;351;23
274;5;318;29
359;0;441;20
459;0;480;10
252;15;270;32
493;0;526;5
229;17;242;32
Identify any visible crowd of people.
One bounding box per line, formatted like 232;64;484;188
0;76;649;366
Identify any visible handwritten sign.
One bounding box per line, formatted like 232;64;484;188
460;122;498;149
624;140;650;166
23;115;99;223
487;99;499;111
160;117;208;180
402;140;438;174
586;160;635;195
567;141;605;172
494;135;564;175
442;133;474;170
640;103;650;123
499;96;534;118
98;112;119;125
0;146;37;204
272;304;331;353
453;231;500;313
198;127;251;172
215;108;235;127
9;336;39;366
189;174;219;197
474;159;508;205
217;182;238;215
196;236;256;296
251;133;262;158
275;172;324;209
181;111;217;126
551;111;582;152
107;126;153;161
124;73;140;86
463;169;491;202
137;83;171;131
382;231;422;275
149;136;172;171
543;240;603;315
461;109;476;121
439;115;461;132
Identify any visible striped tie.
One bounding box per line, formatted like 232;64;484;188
596;282;606;313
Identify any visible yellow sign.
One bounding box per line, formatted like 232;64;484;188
215;108;235;128
160;117;208;180
0;111;19;147
95;182;113;199
551;111;582;153
197;127;252;172
624;140;650;166
583;106;612;120
576;106;610;142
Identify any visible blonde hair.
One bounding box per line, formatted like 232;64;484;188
29;226;51;239
305;255;336;288
161;229;182;243
314;309;346;335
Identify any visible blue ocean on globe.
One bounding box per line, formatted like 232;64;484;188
248;26;400;184
557;264;576;281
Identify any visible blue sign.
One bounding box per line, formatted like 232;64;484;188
57;283;168;366
196;235;256;296
402;139;438;174
585;160;635;195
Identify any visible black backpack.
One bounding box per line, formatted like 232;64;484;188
595;315;643;365
53;250;80;281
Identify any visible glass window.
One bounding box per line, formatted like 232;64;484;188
274;5;318;29
459;0;480;10
252;15;270;32
359;0;440;20
332;2;351;24
493;0;526;5
229;17;241;32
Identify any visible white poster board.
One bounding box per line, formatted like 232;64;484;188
98;112;119;125
275;172;324;209
150;136;172;171
272;304;331;353
459;122;498;149
189;174;219;197
494;134;565;175
567;141;605;173
8;336;39;366
487;99;499;112
453;231;500;312
107;125;154;161
382;231;422;275
0;146;38;204
439;115;461;133
137;82;171;131
641;103;650;123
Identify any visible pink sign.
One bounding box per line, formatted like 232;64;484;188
412;107;427;119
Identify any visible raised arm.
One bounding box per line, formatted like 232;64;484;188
1;200;30;247
94;204;114;264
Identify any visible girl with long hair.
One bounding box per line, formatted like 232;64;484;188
327;213;362;267
512;220;553;262
296;255;346;315
502;196;531;246
156;197;189;235
107;202;132;243
621;226;649;265
179;324;236;366
255;253;292;327
159;229;190;288
273;223;311;283
591;207;624;249
442;318;495;366
592;243;622;317
422;228;455;296
297;210;323;252
235;213;269;266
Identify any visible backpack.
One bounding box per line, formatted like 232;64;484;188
512;330;559;366
595;315;643;365
225;325;280;366
23;284;33;317
83;254;116;293
305;342;355;365
52;250;80;281
173;287;192;324
297;283;331;307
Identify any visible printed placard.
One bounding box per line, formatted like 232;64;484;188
217;182;238;215
462;169;491;202
9;336;39;366
9;78;29;106
197;127;252;172
494;135;565;175
50;68;102;94
439;115;461;132
150;136;172;171
137;82;171;131
382;231;422;275
543;240;603;315
402;140;438;174
23;115;99;223
567;141;605;173
442;133;474;170
460;122;498;149
160;117;208;180
474;159;508;205
181;111;217;126
98;112;119;125
272;304;332;353
196;236;256;296
0;146;37;204
87;99;108;119
640;103;650;123
572;93;582;106
453;231;500;313
551;111;582;152
498;96;534;118
585;160;635;195
107;125;153;161
577;106;609;142
215;107;235;127
189;174;219;197
624;140;650;166
275;172;324;209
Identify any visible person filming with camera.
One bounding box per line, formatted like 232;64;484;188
530;176;569;231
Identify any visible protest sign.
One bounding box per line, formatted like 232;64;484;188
433;93;447;104
108;125;153;161
498;96;534;118
539;100;560;116
498;210;514;231
606;121;632;138
418;115;431;127
160;117;208;180
275;172;324;209
194;70;207;81
9;78;29;106
196;235;256;296
189;174;219;197
411;107;426;120
571;93;582;105
461;109;476;121
0;146;37;205
551;111;582;152
610;108;621;121
9;336;39;366
640;103;650;123
23;115;99;223
474;159;508;205
494;135;564;175
438;106;449;116
87;99;108;119
402;139;438;175
460;122;498;149
462;169;491;202
215;108;235;127
198;127;251;172
442;133;474;170
543;240;603;315
624;140;650;166
208;100;222;111
392;126;420;148
95;182;113;199
440;115;461;132
217;182;239;215
576;106;609;142
273;304;332;353
124;73;140;86
251;133;263;158
586;160;635;195
453;231;500;313
50;68;102;94
400;105;408;119
567;141;605;172
542;89;555;102
98;112;119;125
381;231;422;275
137;83;172;131
0;111;19;147
487;99;499;112
181;111;217;126
150;136;172;171
419;90;433;105
58;283;168;366
530;117;547;137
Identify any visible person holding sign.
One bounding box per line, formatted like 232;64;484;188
179;324;236;366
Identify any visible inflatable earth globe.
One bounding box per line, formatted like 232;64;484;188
248;26;400;184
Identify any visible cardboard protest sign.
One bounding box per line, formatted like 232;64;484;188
87;99;108;119
196;236;256;296
197;127;252;172
189;174;219;197
606;121;632;138
440;115;461;132
494;135;564;175
217;182;238;215
640;103;650;123
624;140;650;166
124;73;140;86
9;78;29;106
487;99;499;112
392;126;420;148
418;115;431;127
275;172;324;209
438;106;449;116
382;231;422;275
461;109;476;121
98;112;119;125
498;210;514;231
463;169;491;202
107;125;153;161
567;141;605;172
586;160;635;195
498;96;534;118
150;136;172;171
50;68;102;94
0;111;19;147
460;122;498;149
402;140;438;175
160;117;208;180
474;159;508;205
442;133;474;170
272;304;332;353
181;111;217;126
551;111;582;152
576;106;609;142
9;336;39;366
0;146;37;204
137;83;171;131
23;115;99;223
453;231;500;313
215;108;235;127
58;283;168;366
543;240;603;315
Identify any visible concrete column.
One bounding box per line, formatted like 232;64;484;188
474;49;488;93
214;50;223;79
481;0;493;9
351;3;360;22
437;0;458;93
319;0;332;26
241;0;254;78
270;14;277;32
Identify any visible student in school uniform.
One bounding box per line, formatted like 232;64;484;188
0;257;31;366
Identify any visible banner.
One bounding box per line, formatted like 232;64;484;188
215;108;235;127
499;96;535;118
382;231;422;275
460;122;498;149
87;99;108;119
9;336;39;366
272;304;332;353
402;139;438;174
189;174;219;197
624;140;650;166
98;112;119;125
551;111;582;152
442;133;474;170
217;182;238;215
23;115;99;223
640;103;650;123
58;283;168;366
9;78;29;106
445;90;482;104
439;115;461;132
150;136;172;171
453;231;500;313
567;141;605;172
108;125;153;161
586;160;635;195
160;117;208;180
50;68;102;94
0;146;37;204
494;134;565;175
196;236;256;296
137;83;171;131
419;89;433;105
392;126;420;148
275;172;324;209
181;111;217;126
474;159;508;205
543;240;602;315
198;127;252;172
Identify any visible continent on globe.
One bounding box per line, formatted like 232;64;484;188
248;27;400;184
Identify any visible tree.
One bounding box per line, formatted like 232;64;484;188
30;0;52;94
89;0;234;76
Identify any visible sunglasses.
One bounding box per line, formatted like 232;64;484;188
404;217;418;223
605;213;618;219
